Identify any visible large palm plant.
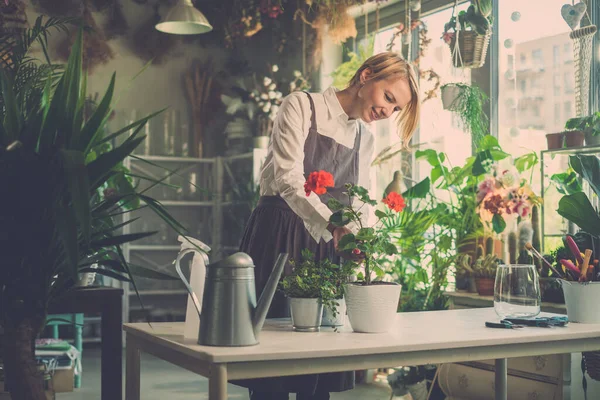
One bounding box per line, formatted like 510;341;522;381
0;18;187;399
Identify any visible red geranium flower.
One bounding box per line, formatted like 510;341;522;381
304;170;334;196
383;191;406;212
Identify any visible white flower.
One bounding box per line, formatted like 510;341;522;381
272;65;279;72
258;101;265;107
263;77;272;86
269;83;276;90
260;93;269;100
290;82;296;91
271;105;279;115
268;91;276;99
249;92;255;98
262;103;271;113
276;91;283;99
293;70;302;78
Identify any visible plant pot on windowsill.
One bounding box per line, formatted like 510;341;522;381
564;130;585;148
546;132;564;149
289;297;323;332
345;282;401;333
585;132;600;146
475;277;494;296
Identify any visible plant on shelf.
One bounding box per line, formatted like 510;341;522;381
471;251;499;296
565;111;600;146
303;170;406;333
440;82;488;147
442;0;493;68
0;19;187;399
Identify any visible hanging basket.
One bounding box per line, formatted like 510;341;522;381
441;84;463;111
449;30;491;69
583;351;600;381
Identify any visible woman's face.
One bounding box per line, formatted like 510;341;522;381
358;70;412;123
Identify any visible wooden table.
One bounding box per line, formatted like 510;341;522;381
124;308;600;400
48;286;123;400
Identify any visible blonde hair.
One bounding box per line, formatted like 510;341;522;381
349;52;420;144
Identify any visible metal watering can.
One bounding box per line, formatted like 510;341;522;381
175;242;288;347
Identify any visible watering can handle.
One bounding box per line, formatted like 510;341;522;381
175;248;205;316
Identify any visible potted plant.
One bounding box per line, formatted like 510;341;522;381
280;249;338;332
442;0;493;68
546;132;565;150
439;83;488;147
0;20;186;399
472;253;499;296
304;171;405;333
565;111;600;147
320;258;354;327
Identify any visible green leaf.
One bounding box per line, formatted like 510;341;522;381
383;241;398;255
472;150;492;176
514;152;539;173
0;68;21;142
492;214;506;234
356;227;375;241
327;198;345;211
59;149;91;246
55;202;79;278
91;232;157;248
479;135;500;151
375;209;387;220
338;233;356;249
330;210;350;227
557;192;600;236
79;72;116;152
402;177;430;199
138;194;189;234
86;135;145;187
550;170;582;195
571;155;600;200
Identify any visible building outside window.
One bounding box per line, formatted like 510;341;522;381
553;44;560;66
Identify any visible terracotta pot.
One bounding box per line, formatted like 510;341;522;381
565;130;585;148
585;132;600;146
546;133;564;149
475;277;494;296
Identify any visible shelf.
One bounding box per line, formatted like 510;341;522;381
129;289;187;296
160;200;213;206
128;245;180;251
130;155;215;163
541;145;600;156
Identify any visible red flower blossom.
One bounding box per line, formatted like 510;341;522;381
304;170;334;196
383;192;406;212
483;194;505;215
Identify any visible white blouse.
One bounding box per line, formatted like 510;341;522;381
259;87;375;243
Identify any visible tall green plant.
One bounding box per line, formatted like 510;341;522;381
0;20;186;399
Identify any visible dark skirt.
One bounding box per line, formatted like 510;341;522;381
231;195;355;394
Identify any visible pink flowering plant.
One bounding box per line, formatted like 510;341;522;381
476;159;541;234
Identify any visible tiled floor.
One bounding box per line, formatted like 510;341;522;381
60;347;395;400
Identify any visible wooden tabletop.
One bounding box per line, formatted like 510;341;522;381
123;308;600;364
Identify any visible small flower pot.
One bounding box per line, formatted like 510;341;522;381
253;135;269;149
585;132;600;146
289;297;323;332
321;297;346;327
564;130;585;148
546;132;564;149
559;280;600;323
345;282;401;333
475;277;494;296
441;84;463;111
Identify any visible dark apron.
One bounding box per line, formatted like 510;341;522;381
233;92;361;394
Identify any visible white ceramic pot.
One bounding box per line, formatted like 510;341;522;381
441;85;463;111
289;297;323;332
253;135;270;149
345;283;402;333
321;298;346;327
560;281;600;323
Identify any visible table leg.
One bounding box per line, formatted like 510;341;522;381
495;358;507;400
209;363;228;400
126;334;141;400
102;295;123;400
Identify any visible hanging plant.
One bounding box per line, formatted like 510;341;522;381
331;37;374;88
130;3;177;65
0;0;28;35
440;82;488;146
56;4;114;73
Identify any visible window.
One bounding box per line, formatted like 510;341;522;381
497;0;576;248
532;49;543;67
553;73;560;96
564;72;574;93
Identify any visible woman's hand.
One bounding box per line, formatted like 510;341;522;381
330;225;365;261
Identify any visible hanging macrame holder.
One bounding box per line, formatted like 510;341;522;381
448;0;491;69
570;23;597;117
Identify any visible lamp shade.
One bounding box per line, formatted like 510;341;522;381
155;0;213;35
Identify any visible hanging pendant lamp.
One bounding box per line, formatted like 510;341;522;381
155;0;213;35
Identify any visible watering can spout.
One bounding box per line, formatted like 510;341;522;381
253;253;288;338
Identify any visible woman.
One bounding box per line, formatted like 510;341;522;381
237;52;420;400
